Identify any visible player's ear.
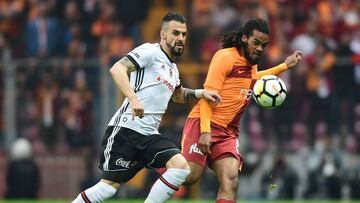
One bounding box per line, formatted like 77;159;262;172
241;35;247;43
160;30;166;40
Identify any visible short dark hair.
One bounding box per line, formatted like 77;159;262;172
220;18;270;48
161;12;186;30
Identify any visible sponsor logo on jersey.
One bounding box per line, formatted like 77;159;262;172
156;75;175;92
189;143;203;155
132;51;140;58
115;158;131;168
239;88;252;100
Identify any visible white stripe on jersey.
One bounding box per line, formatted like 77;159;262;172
108;43;181;135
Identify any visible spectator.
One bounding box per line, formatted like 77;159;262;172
25;0;61;57
5;138;40;199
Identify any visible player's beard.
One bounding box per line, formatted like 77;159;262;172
168;41;184;56
243;43;261;65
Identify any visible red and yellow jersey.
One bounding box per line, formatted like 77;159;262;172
188;47;288;135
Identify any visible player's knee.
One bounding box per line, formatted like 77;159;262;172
166;168;191;185
220;173;239;191
166;154;190;170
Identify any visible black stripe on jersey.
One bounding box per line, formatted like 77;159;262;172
126;55;140;70
134;69;141;90
135;69;145;92
115;102;129;125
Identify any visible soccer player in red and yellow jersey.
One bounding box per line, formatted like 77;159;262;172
181;18;302;203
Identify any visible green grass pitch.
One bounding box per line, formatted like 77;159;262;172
0;200;359;203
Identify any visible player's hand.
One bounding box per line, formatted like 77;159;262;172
129;95;144;120
202;90;222;106
284;50;302;69
198;132;212;155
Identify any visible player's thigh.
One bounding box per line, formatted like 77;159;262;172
183;161;205;185
140;134;182;169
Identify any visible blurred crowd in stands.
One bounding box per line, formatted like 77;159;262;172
1;0;360;200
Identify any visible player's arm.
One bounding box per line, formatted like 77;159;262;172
109;56;144;119
171;87;221;104
198;52;231;155
257;50;302;78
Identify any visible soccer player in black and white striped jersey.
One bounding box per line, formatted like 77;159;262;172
72;12;221;203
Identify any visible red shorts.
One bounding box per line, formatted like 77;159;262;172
181;118;243;168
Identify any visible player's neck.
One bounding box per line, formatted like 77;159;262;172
159;42;176;62
236;46;256;66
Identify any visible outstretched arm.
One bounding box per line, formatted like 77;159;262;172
171;87;221;104
257;50;302;78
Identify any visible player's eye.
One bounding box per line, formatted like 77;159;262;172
253;41;261;46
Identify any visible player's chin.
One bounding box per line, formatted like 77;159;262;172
174;49;184;56
251;55;261;63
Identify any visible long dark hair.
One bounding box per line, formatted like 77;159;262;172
220;18;270;48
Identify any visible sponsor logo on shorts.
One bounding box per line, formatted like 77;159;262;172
115;158;131;168
189;143;203;155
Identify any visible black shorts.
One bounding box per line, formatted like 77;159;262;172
98;126;180;183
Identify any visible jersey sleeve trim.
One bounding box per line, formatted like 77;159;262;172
126;55;141;70
257;63;288;78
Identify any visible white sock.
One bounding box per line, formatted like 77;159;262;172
72;181;117;203
144;168;190;203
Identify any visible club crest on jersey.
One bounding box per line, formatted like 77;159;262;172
156;75;175;91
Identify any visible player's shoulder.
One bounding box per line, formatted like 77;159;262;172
213;47;238;60
135;42;160;50
131;43;161;59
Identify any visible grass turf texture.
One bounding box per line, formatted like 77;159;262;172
0;200;359;203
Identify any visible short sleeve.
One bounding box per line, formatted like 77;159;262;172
126;43;154;70
204;51;234;91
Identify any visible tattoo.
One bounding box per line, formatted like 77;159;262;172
119;57;137;72
172;89;182;102
172;88;198;103
183;88;196;102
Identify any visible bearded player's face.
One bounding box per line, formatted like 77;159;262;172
163;21;187;56
242;29;269;65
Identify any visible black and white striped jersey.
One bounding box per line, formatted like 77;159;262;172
108;43;181;135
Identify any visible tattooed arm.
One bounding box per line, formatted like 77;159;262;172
110;56;144;119
172;87;222;104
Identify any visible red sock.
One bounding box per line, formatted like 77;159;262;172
216;199;235;203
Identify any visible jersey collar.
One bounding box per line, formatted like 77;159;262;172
159;43;175;63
